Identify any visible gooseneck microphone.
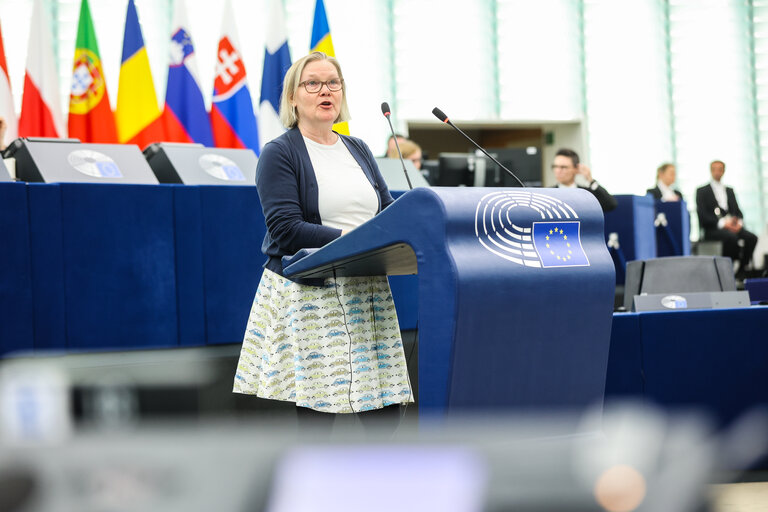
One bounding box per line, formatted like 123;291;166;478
381;102;413;190
432;107;526;188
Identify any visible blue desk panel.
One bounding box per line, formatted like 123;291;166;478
198;186;264;345
27;184;66;352
0;183;34;356
607;307;768;425
57;184;179;350
654;199;691;257
604;195;656;284
173;186;206;347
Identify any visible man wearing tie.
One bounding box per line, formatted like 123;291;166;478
696;160;757;277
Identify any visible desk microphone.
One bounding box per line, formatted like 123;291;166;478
431;107;525;188
381;102;413;190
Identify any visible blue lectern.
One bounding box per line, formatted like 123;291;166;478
283;187;615;415
604;195;657;284
654;199;691;257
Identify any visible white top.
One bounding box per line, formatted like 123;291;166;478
710;180;730;229
304;135;378;233
656;180;679;201
710;180;729;210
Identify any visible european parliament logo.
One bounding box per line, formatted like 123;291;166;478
67;150;124;179
475;190;590;268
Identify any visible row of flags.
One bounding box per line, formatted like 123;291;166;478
0;0;345;154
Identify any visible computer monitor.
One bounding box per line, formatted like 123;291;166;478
433;153;483;187
623;256;737;310
433;148;542;188
6;138;158;184
486;146;543;187
373;157;430;192
144;143;257;185
0;157;11;182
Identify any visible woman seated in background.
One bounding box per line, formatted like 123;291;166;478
386;138;422;170
647;162;683;201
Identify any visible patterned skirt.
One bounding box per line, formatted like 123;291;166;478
233;269;413;413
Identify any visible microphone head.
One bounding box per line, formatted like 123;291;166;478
432;107;448;123
381;102;391;116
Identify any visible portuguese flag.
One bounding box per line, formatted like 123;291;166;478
68;0;117;143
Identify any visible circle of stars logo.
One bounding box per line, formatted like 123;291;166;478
545;226;575;262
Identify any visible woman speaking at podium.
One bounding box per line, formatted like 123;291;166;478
233;52;412;426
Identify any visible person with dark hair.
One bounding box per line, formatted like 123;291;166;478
551;148;617;212
696;160;757;277
647;163;683;201
232;52;412;427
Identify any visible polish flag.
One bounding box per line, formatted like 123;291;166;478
0;17;18;147
19;0;65;138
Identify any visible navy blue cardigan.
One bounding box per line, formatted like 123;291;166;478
256;126;394;283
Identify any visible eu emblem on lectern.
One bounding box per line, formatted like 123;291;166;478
475;191;590;268
531;221;589;267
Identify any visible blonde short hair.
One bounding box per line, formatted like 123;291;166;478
279;52;351;129
387;139;421;160
656;162;674;178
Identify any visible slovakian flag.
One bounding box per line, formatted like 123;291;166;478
68;0;117;143
115;0;165;148
0;17;18;147
162;0;213;146
258;0;291;148
310;0;348;135
211;0;259;154
19;0;66;138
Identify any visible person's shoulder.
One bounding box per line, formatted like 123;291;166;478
339;133;372;153
261;128;301;156
696;183;710;192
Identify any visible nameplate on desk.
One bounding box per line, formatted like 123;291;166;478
633;291;751;312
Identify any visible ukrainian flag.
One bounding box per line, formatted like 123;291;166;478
310;0;349;135
115;0;165;147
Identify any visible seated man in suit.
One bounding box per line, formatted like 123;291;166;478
647;163;683;201
696;160;757;276
552;148;617;212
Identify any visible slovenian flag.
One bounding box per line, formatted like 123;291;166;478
310;0;348;135
210;0;259;154
68;0;117;143
18;0;65;138
162;0;213;146
0;16;18;147
258;0;291;148
115;0;165;148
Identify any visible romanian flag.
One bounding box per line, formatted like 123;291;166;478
0;16;18;147
162;0;213;146
310;0;348;135
210;0;259;154
115;0;165;148
19;0;65;138
68;0;117;143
